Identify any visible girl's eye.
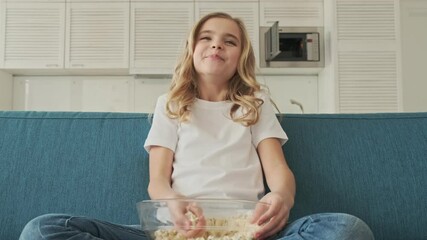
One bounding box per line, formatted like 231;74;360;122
200;36;211;41
225;40;237;46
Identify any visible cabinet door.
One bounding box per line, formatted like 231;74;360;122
13;76;134;112
134;77;171;113
335;0;401;113
4;0;64;2
130;2;194;74
260;0;324;27
76;76;134;112
259;75;318;113
65;2;129;69
195;2;259;66
0;2;65;69
13;76;74;111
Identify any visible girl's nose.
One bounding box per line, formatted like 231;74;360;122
211;43;222;49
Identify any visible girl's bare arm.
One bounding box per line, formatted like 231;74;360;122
254;138;296;239
147;146;182;199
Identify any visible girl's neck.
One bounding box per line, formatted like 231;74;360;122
197;90;228;102
197;81;228;102
197;76;228;102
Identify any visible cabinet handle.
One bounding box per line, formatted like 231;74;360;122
45;64;59;68
72;64;85;68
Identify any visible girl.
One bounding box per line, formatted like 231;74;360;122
19;12;374;240
144;12;373;240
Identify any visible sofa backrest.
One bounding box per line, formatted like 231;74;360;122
1;111;427;240
0;111;151;240
280;113;427;240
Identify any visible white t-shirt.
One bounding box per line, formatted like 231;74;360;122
144;92;288;201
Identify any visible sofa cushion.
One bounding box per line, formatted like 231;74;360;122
1;111;427;240
0;111;151;240
280;113;427;240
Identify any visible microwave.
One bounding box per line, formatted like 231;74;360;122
259;23;324;68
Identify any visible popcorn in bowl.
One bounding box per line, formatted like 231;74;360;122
136;199;269;240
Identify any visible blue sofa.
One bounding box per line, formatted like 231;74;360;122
1;111;427;240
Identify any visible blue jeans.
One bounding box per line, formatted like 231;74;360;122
20;213;374;240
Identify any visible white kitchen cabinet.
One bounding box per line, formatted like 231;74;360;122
130;1;194;74
0;70;13;110
195;0;257;2
260;0;324;27
13;76;135;112
77;77;134;112
195;1;260;66
0;0;129;71
3;0;64;2
3;0;66;3
130;0;189;1
65;2;129;69
259;75;319;113
12;75;317;113
134;77;170;113
334;0;401;113
13;77;74;111
400;0;427;112
130;1;260;74
0;1;65;69
67;0;128;2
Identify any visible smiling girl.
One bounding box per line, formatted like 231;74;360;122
19;12;374;240
145;12;374;240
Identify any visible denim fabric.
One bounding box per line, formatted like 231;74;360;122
273;213;374;240
19;214;147;240
20;213;373;240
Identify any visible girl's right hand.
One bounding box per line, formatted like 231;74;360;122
167;200;206;238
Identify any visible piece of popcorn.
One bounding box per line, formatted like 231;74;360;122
152;211;259;240
186;211;199;226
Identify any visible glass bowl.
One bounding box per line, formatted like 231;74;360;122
136;198;270;240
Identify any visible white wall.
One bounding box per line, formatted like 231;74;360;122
13;76;170;113
12;75;319;114
400;0;427;112
0;70;13;110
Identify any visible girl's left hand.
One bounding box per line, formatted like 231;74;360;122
250;192;293;239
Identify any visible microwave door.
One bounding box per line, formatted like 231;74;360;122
265;21;281;61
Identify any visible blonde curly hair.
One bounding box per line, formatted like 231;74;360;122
166;12;263;126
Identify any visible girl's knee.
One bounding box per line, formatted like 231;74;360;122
299;213;374;240
19;214;71;240
328;213;375;240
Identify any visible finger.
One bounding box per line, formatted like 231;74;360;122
181;215;206;238
196;214;206;228
186;203;206;228
256;217;287;240
173;214;191;229
175;218;204;238
256;203;279;225
187;203;204;218
250;202;270;224
180;203;206;238
182;228;205;238
255;216;279;238
258;202;291;226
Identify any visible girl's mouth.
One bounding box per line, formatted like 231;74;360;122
206;54;224;61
